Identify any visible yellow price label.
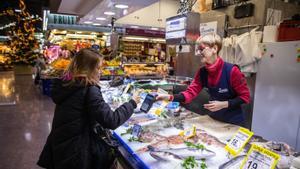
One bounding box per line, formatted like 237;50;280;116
179;125;196;139
240;144;280;169
225;127;254;156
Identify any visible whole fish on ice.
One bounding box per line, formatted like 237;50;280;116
149;146;216;161
149;151;182;162
219;155;246;169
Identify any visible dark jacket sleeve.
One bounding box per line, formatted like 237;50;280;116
173;93;185;103
87;86;136;130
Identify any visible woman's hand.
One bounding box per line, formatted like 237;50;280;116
132;91;141;104
204;101;228;112
156;94;172;101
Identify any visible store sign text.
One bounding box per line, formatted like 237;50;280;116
166;17;186;32
47;14;77;25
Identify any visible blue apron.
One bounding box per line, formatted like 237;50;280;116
200;62;244;126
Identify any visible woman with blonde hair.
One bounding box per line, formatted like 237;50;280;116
38;48;139;169
157;33;250;126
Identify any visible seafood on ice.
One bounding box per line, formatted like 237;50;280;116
136;129;225;153
219;155;246;169
149;146;216;160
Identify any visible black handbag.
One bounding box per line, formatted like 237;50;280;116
92;123;119;149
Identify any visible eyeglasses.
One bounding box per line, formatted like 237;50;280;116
195;44;210;55
197;44;210;52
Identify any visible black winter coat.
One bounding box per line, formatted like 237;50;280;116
37;79;136;169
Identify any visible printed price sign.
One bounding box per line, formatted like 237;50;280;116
225;127;254;156
132;124;142;138
240;144;280;169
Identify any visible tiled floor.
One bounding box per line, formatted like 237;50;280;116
0;71;55;169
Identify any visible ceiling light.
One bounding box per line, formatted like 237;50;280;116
108;24;112;26
76;31;82;34
84;21;93;24
93;23;101;26
96;17;106;20
14;9;21;13
115;4;129;9
124;37;149;41
66;34;97;39
150;27;159;30
152;38;166;42
104;11;115;16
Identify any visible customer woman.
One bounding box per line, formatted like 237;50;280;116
157;33;250;126
37;49;139;169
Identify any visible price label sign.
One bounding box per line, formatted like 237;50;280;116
240;144;280;169
131;124;142;138
225;127;254;156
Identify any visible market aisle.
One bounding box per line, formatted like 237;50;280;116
0;71;55;169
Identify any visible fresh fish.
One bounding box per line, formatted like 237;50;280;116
152;147;216;160
137;129;226;153
196;129;226;147
139;131;167;143
219;155;246;169
149;151;182;162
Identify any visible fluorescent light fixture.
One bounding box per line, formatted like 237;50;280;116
93;23;101;26
150;27;159;30
152;38;166;42
76;31;82;34
108;24;112;26
66;34;96;39
115;4;129;9
124;37;149;41
96;17;106;20
104;11;115;15
84;21;93;24
130;25;139;29
15;9;21;13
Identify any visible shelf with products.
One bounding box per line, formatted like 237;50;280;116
122;42;143;56
101;57;124;77
122;62;168;78
119;39;166;61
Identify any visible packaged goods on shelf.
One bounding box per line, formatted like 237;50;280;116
123;63;168;77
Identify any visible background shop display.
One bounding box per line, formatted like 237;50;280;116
0;44;12;71
123;63;168;79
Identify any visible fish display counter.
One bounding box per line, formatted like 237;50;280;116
99;81;297;169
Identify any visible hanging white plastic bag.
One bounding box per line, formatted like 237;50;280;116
220;35;237;64
235;27;262;73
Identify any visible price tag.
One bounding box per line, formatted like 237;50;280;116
131;124;142;137
122;83;131;94
225;127;254;156
240;144;280;169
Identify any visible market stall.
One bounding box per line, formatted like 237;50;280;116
99;80;297;169
0;44;12;71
